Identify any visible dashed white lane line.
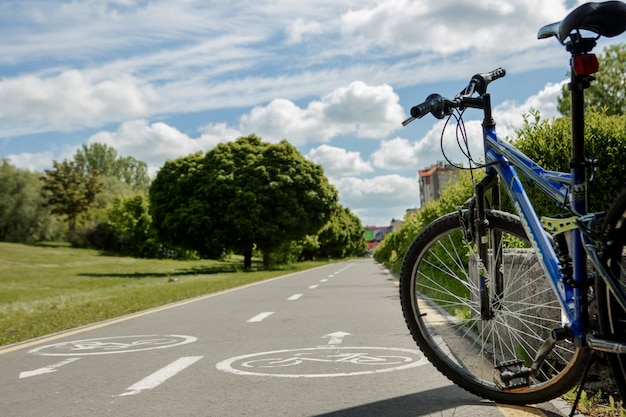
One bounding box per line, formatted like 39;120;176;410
247;312;274;322
308;285;319;289
119;356;203;396
288;294;303;301
320;279;328;283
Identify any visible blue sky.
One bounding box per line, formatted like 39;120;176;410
1;0;624;227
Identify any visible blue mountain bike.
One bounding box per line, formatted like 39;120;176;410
399;1;626;407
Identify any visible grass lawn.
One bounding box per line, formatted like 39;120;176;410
0;241;336;347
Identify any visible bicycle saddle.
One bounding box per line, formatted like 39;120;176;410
538;1;626;42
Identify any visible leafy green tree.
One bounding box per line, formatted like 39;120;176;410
76;143;150;192
314;205;367;259
150;135;338;269
0;160;61;242
41;155;103;241
106;195;160;257
558;43;626;116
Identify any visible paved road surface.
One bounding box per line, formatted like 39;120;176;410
0;259;577;416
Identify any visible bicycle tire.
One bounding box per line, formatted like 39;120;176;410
400;209;588;404
598;187;626;401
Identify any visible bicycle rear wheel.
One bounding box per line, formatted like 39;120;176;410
400;209;588;404
598;187;626;401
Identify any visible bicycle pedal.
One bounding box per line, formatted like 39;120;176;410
494;360;531;389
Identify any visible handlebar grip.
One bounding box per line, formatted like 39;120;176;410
482;67;506;83
410;94;444;119
470;68;506;95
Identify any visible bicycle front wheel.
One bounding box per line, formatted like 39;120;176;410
598;187;626;401
400;209;587;404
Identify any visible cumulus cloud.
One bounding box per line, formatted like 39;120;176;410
240;81;405;144
495;80;566;135
86;120;240;176
0;70;157;136
307;145;373;177
331;174;421;225
372;137;424;171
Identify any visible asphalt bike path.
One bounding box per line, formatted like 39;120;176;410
0;259;578;416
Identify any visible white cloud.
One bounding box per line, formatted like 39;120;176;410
341;0;568;54
0;0;586;142
0;70;157;136
286;19;324;44
5;151;56;172
240;81;405;144
372;137;422;171
331;174;420;226
307;145;373;177
86;120;239;176
494;80;566;135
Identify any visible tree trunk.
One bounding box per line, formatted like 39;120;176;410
263;252;271;269
243;247;252;271
68;215;77;243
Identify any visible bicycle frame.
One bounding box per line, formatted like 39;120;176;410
479;122;584;338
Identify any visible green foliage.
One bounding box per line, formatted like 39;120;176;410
0;160;62;243
514;109;626;215
301;205;367;260
150;135;339;269
558;43;626;117
374;170;475;274
76;143;150;192
40;154;103;241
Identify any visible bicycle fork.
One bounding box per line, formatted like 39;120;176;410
472;171;503;320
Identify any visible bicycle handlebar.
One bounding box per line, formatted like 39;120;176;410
410;94;447;119
403;68;506;126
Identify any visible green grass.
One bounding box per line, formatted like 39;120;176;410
0;241;336;347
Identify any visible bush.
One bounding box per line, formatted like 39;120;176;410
514;110;626;216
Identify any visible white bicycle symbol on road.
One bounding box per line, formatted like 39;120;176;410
29;335;197;356
217;346;428;378
241;351;413;368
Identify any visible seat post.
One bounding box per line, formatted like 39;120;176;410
567;35;596;216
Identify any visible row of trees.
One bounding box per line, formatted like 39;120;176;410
3;136;367;267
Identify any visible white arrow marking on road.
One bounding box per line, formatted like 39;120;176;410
322;331;351;345
119;356;203;396
19;358;81;379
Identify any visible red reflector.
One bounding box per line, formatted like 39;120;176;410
573;54;599;76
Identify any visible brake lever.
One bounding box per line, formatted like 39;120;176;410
402;116;416;126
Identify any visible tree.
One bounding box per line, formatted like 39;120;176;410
0;159;61;242
106;195;160;257
41;155;103;241
76;143;150;192
314;205;367;259
150;135;339;269
558;43;626;116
